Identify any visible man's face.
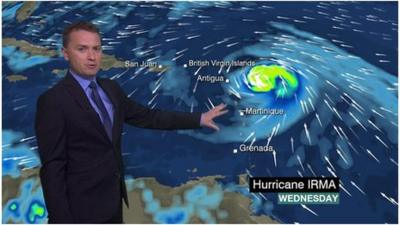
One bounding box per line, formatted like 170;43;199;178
62;30;102;77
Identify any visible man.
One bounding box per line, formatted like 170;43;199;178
35;21;227;223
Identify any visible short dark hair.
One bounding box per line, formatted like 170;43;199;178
62;21;101;47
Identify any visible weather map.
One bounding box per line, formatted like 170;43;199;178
2;1;398;224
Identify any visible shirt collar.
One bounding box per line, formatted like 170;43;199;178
69;69;97;91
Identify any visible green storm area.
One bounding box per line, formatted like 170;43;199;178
246;64;299;98
28;203;45;222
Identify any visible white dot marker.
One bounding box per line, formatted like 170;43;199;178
184;64;187;68
233;149;238;154
158;65;162;68
240;111;244;116
225;79;230;83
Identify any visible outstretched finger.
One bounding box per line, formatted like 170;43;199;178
215;109;229;117
208;121;220;131
214;103;226;110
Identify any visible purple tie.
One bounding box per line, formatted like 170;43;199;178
89;81;113;140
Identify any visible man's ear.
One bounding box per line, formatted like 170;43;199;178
62;47;69;61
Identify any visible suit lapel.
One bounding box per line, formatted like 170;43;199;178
62;72;111;142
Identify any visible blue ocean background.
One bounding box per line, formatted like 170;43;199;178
2;1;398;223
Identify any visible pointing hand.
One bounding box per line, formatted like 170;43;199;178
200;103;228;131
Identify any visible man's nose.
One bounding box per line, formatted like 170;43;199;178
87;50;96;60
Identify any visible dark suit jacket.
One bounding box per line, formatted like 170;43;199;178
35;72;201;223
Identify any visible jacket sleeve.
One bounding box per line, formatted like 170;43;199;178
35;93;74;223
117;84;202;130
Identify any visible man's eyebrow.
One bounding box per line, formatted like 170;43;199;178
75;44;101;48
